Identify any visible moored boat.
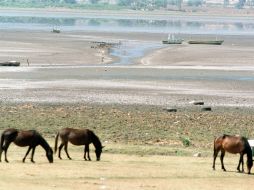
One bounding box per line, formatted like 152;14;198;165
188;40;224;45
162;34;184;44
52;28;60;33
0;61;20;66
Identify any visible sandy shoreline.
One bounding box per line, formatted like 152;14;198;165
0;20;253;108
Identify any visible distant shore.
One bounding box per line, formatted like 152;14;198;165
1;7;254;18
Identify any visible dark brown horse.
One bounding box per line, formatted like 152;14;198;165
213;134;253;174
0;128;53;163
55;128;103;161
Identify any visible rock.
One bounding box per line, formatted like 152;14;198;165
201;107;212;111
193;152;201;157
163;108;177;112
189;101;204;105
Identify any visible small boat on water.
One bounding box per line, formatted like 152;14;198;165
188;40;224;45
0;61;20;66
162;34;184;44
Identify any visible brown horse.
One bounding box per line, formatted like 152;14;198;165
55;128;103;161
213;134;253;174
0;128;53;163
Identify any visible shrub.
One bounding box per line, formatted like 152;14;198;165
181;137;191;147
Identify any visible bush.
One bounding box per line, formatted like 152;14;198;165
181;137;191;147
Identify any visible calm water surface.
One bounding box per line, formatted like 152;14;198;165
0;11;254;35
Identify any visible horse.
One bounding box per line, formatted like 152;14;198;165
0;128;53;163
213;134;253;174
54;128;103;161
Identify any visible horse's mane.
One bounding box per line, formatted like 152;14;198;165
36;132;51;151
90;130;102;149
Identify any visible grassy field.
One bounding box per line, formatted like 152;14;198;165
0;103;254;189
0;143;254;190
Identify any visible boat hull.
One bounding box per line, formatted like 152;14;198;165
0;61;20;66
162;40;183;44
188;40;224;45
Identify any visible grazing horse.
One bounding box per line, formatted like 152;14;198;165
55;128;103;161
213;134;253;174
0;128;53;163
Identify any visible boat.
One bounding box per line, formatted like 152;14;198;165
188;40;224;45
0;61;20;66
162;34;184;44
52;28;60;33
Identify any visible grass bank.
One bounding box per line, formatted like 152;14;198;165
0;103;253;155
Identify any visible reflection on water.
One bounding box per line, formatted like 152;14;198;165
0;14;254;35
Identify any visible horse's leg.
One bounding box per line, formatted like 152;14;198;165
84;145;91;161
30;147;36;163
241;154;244;172
58;143;64;159
3;141;12;163
64;143;72;160
213;149;220;170
84;145;87;160
23;146;32;163
0;142;5;162
0;147;2;162
87;145;91;161
0;138;4;162
237;153;244;172
220;150;226;171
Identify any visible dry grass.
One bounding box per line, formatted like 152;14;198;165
1;143;254;190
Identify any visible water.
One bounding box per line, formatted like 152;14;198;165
110;41;163;65
0;12;254;35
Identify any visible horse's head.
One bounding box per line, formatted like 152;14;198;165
95;146;104;161
46;147;54;163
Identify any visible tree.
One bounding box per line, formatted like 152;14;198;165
187;0;203;6
177;0;182;10
90;0;99;4
235;0;246;8
118;0;134;6
64;0;76;4
223;0;229;7
154;0;167;8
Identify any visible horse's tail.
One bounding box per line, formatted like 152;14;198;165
213;136;221;155
54;132;59;154
213;137;216;156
